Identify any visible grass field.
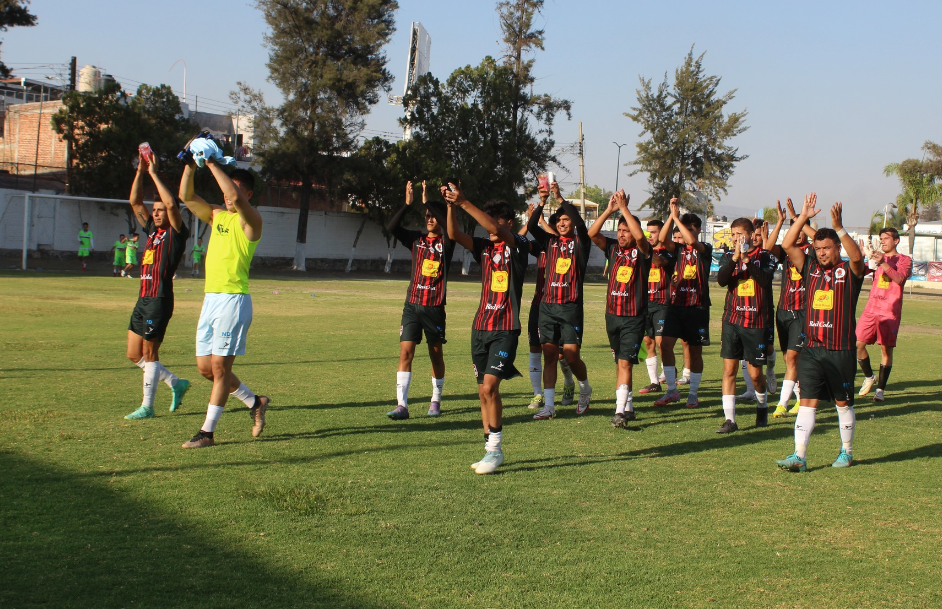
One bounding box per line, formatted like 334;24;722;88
1;270;940;609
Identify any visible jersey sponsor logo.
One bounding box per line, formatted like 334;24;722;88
735;305;758;312
550;281;570;288
610;290;632;298
416;284;437;291
142;250;155;265
491;270;509;292
484;302;506;311
615;266;634;283
812;290;834;310
682;264;698;279
877;273;890;289
216;224;230;235
648;268;661;283
421;259;441;277
737;279;755;297
808;320;834;328
555;257;572;274
789;266;802;281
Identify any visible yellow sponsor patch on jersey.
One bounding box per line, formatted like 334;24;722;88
555;257;572;274
421;259;440;277
789;266;802;281
648;267;661;283
682;264;698;280
142;249;155;265
737;278;755;297
812;289;834;310
877;273;890;289
491;270;509;292
615;265;633;283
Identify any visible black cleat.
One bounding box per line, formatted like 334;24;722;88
716;419;739;434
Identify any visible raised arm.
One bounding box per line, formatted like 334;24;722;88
445;198;474;251
588;193;617;250
658;212;677;253
670;198;706;253
129;155;151;228
178;162;215;224
785;197;817;240
764;200;786;259
207;160;262;241
831;201;865;277
146;156;183;232
617;191;648;256
782;193;819;270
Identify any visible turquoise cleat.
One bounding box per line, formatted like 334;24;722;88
831;448;853;468
125;405;155;420
170;379;190;412
776;452;807;473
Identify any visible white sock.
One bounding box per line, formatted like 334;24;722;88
794;382;801;401
431;377;444;402
645;356;659;384
681;367;691;380
157;362;179;388
485;430;502;452
794;406;816;458
396;371;412;408
615;384;630;414
665;366;677;391
142;361;159;408
544;388;555;411
529;353;542;396
687;372;702;398
559;358;574;385
779;379;797;406
626;390;634;413
741;360;755;394
230;382;256;408
836;405;855;452
755;391;767;409
135;357;146;370
722;394;736;422
202;404;224;432
578;378;591;394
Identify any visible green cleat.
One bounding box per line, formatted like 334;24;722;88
170;379;190;412
124;405;155;420
776;452;807;472
831;448;853;468
561;382;576;405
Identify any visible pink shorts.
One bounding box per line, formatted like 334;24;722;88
856;310;900;347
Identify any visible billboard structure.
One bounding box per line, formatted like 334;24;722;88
389;22;431;140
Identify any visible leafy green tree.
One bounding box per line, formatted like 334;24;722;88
760;207;778;224
884;159;942;253
0;0;37;78
251;0;397;270
624;47;748;217
868;206;907;237
566;184;611;206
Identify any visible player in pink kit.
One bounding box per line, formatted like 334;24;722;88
856;227;912;402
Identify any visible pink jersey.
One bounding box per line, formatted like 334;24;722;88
863;253;912;318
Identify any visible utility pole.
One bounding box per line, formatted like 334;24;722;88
68;56;77;91
578;121;586;217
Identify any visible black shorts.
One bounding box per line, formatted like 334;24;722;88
720;320;771;367
527;298;541;347
400;302;446;345
471;329;522;384
663;305;710;346
645;302;669;339
606;313;645;364
128;296;174;342
798;346;856;405
539;302;584;346
776;308;806;353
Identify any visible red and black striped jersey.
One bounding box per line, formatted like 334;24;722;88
604;239;652;316
671;243;713;307
541;234;592;304
139;218;188;298
718;247;777;328
399;231;455;307
472;235;530;331
529;239;548;305
778;244;811;311
803;256;864;350
647;247;674;305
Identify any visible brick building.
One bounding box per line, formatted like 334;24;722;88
0;100;68;179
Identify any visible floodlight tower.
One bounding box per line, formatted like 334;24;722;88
389;22;431;140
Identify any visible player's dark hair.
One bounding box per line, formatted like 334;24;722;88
426;201;447;219
548;210;562;226
82;222;88;227
483;200;515;223
879;227;901;241
730;217;755;233
671;226;681;235
120;233;125;238
680;213;702;230
229;168;255;191
814;228;841;247
646;219;664;231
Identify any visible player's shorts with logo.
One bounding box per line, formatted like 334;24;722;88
776;308;806;353
538;302;584;346
663;305;711;346
645;302;669;339
855;310;900;348
471;329;522;384
798;346;856;405
128;296;174;342
606;313;645;364
720;320;770;366
527;298;542;347
400;302;446;345
196;293;253;357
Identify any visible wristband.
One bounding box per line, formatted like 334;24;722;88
836;228;847;238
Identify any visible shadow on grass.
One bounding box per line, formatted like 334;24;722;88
0;451;383;609
852;443;942;465
2;357;388;375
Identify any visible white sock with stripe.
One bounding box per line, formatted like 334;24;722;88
794;407;816;458
396;371;412;408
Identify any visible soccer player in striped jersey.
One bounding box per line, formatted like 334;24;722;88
123;151;191;420
588;190;651;427
776;193;865;472
716;218;779;432
638;219;674;395
386;181;454;420
445;185;528;474
765;198;817;418
655;199;711;408
527;180;594;420
855;227;912;402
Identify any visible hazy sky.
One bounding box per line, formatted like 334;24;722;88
5;0;941;225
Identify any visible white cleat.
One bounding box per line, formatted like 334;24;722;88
859;376;876;397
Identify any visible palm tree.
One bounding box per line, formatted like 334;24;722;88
883;159;942;255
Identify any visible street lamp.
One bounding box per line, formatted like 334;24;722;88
613;141;626;192
883;202;897;228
